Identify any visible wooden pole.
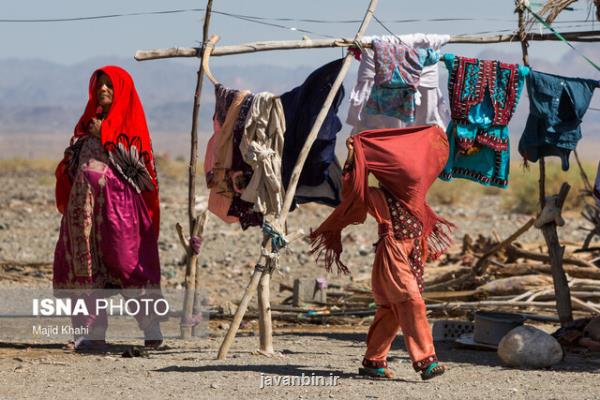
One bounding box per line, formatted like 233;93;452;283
217;236;270;359
180;0;214;340
216;0;379;360
134;30;600;61
192;212;209;336
257;255;274;355
516;0;573;326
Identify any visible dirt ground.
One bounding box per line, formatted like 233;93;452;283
1;324;599;400
1;166;599;399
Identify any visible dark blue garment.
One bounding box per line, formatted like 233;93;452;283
519;70;598;170
280;59;345;208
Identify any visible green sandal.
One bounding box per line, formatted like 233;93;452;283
358;367;396;379
420;362;446;381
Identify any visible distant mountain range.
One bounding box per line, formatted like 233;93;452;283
1;45;599;158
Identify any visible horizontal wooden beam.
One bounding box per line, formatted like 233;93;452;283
135;30;600;61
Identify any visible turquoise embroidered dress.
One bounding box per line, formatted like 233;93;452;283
366;39;440;123
439;53;529;188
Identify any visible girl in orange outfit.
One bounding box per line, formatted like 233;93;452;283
311;126;453;380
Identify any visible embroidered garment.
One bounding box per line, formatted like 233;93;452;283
366;39;440;123
280;59;345;208
381;189;426;291
55;66;160;235
439;54;529;188
518;70;598;170
347;34;451;132
240;92;286;216
310;126;454;274
53;136;161;291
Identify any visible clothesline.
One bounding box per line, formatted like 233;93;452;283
135;30;600;61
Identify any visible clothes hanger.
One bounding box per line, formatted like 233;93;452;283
202;34;220;85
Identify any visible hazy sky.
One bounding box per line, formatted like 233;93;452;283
2;0;599;68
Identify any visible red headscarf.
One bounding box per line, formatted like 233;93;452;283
310;125;454;273
55;65;160;235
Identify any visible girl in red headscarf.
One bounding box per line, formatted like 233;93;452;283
53;66;162;350
311;125;453;380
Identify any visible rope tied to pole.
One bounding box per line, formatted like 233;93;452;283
262;223;288;252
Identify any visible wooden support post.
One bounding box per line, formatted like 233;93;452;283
257;256;274;355
216;0;379;360
192;212;209;336
217;235;270;359
542;183;574;325
516;0;573;325
178;211;208;338
179;0;214;340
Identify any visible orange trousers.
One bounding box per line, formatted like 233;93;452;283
363;298;437;371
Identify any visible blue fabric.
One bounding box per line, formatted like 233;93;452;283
280;59;345;208
518;70;598;171
440;53;529;188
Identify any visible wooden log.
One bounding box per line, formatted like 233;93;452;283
506;244;596;269
487;262;600;280
474;217;535;273
134;30;600;61
180;0;214;340
0;260;52;267
424;265;472;285
426;300;594;312
425;272;474;292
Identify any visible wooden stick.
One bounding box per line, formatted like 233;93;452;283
134;30;600;61
216;0;379;360
426;300;592;312
217;235;270;360
574;149;594;192
180;0;214;340
516;0;530;66
192;211;209;337
506;243;597;269
541;183;574;325
474;217;535;273
488;262;600;280
0;260;52;267
278;1;378;224
257;256;274;355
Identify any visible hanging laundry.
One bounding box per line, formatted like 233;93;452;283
205;84;258;224
366;39;440;123
227;93;264;230
240;92;286;217
346;34;451;133
439;54;529;188
518;70;598;171
280;59;345;208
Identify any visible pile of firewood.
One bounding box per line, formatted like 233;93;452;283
323;231;600;320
